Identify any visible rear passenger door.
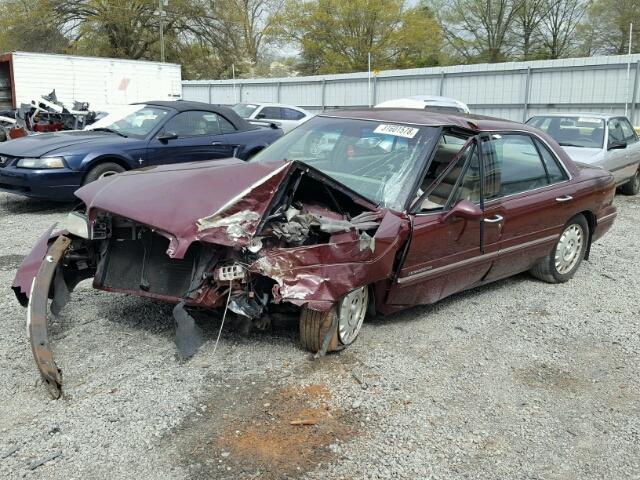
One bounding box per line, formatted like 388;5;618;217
619;118;640;179
479;133;573;282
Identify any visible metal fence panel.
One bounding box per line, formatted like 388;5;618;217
183;54;640;124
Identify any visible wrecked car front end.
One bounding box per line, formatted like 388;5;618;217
13;157;411;398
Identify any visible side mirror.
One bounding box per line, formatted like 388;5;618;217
255;113;266;119
158;131;178;143
442;200;482;223
608;139;627;150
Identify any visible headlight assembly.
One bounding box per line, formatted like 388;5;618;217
16;157;66;169
65;211;90;239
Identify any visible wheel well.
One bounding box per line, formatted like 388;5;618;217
83;157;130;179
579;210;596;260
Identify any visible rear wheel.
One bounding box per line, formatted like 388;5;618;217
620;168;640;196
83;162;125;185
299;286;369;353
530;214;589;283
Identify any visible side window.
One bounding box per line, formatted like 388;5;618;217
419;144;477;211
608;119;625;144
534;138;567;184
282;108;305;121
164;111;221;137
258;107;282;120
451;148;481;204
482;134;550;199
218;115;236;134
620;118;637;143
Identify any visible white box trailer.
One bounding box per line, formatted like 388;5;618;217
0;51;182;112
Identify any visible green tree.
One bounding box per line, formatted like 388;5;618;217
275;0;442;75
185;0;283;78
538;0;585;59
440;0;523;63
579;0;640;55
0;0;68;53
54;0;194;60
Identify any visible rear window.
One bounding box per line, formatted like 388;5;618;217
232;103;259;118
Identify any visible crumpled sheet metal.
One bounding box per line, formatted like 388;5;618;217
270;208;384;246
12;224;64;305
195;163;291;247
250;211;410;310
75;159;294;259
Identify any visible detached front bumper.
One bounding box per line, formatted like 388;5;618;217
0;165;81;200
26;236;72;399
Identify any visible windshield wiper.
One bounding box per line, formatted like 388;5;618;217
92;127;128;138
558;142;583;147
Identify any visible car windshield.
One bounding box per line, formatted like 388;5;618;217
232;103;259;118
86;105;170;139
527;115;605;148
250;116;438;210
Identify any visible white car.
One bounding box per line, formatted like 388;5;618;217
526;113;640;195
375;95;470;114
232;103;313;133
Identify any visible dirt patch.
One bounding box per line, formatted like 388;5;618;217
172;380;356;479
514;363;588;394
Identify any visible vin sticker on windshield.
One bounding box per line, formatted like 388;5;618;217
374;124;419;138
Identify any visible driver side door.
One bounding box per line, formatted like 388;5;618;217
386;138;496;306
146;110;234;165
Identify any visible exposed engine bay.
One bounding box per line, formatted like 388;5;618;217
15;161;409;398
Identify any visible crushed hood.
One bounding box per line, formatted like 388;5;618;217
76;158;292;257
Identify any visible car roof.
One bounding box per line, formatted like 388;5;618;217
375;96;470;112
238;102;311;113
320;108;536;134
141;100;253;130
527;112;619;120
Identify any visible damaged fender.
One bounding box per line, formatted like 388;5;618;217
27;236;71;399
12;223;64;306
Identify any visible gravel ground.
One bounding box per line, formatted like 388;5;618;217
0;190;638;479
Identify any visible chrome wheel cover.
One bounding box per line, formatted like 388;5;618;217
337;286;368;345
99;170;119;179
555;223;584;274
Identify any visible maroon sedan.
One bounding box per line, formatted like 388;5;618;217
13;109;617;398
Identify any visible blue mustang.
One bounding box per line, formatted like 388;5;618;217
0;101;283;201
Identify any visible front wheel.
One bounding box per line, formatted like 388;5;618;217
620;168;640;196
299;286;369;353
530;214;589;283
83;162;125;185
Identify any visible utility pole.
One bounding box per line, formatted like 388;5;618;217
625;23;633;117
368;52;372;107
159;0;165;63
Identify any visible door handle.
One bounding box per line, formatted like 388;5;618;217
211;141;222;146
555;195;573;203
484;215;504;223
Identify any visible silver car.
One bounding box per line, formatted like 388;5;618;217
527;113;640;195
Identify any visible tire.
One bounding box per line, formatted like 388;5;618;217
620;168;640;196
299;286;369;353
530;214;589;284
83;162;125;185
